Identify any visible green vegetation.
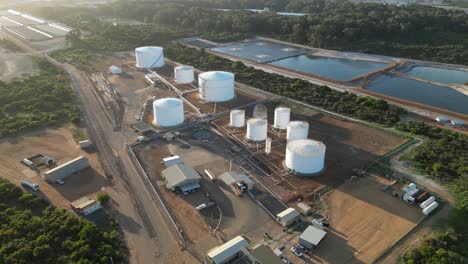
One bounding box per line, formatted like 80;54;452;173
166;45;403;125
50;48;95;67
0;177;127;263
0;57;79;136
0;38;23;52
396;122;468;263
396;122;467;181
96;193;110;204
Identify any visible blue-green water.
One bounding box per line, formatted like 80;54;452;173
269;55;388;81
406;66;468;85
368;76;468;114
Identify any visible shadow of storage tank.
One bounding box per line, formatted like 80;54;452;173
198;71;235;102
152;98;184;127
135;46;164;69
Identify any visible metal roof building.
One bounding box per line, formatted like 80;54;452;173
207;236;249;264
276;207;300;227
44;156;89;182
297;202;312;215
162;164;201;192
299;225;327;249
70;197;102;216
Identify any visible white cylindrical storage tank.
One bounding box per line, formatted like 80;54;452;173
198;71;235;102
135;46;164;69
246;118;267;141
174;65;194;84
152;98;184;127
285;139;326;175
419;196;435;209
274;107;291;129
230;110;245;127
286;121;309;142
422;201;439;215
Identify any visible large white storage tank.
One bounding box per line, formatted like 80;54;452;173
198;71;235;102
274;107;290;129
246;118;267;141
286;121;309;142
135;46;164;69
230;110;245;127
285;139;326;175
174;65;194;84
152;98;184;127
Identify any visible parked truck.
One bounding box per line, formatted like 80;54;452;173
20;180;39;191
403;188;419;204
415;191;430;203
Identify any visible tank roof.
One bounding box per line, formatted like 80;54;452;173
248;118;267;125
135;46;163;52
199;71;234;81
175;65;194;70
288;121;309;128
275;107;290;112
154;98;183;107
287;139;325;156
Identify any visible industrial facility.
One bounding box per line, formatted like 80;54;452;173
70;196;102;216
285;139;326;175
298;225;327;249
174;65;195;84
43;156;89;182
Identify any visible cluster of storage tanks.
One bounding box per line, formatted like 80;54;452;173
230;106;326;175
403;183;438;215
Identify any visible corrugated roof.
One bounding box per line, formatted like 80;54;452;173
276;207;299;221
207;236;248;264
300;225;327;246
163;164;201;189
45;156;87;174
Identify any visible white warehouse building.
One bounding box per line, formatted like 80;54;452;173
207;236;249;264
198;71;235;102
152;98;184;127
135;46;164;69
285;139;326;175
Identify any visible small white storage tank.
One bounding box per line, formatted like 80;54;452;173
274;107;290;129
230;110;245;127
253;104;268;119
422;201;438;215
198;71;235;102
135;46;164;69
152;98;184;127
246;118;267;141
287;121;309;142
285;139;326;175
174;65;194;84
419;196;435;209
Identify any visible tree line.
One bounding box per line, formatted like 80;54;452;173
0;58;80;137
0;178;128;264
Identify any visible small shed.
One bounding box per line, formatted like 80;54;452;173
70;197;102;216
299;225;327;249
162;164;201;193
109;65;123;75
297;202;312;216
276;207;300;227
207;236;249;264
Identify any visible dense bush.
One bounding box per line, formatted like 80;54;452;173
0;58;79;136
0;177;127;264
0;38;23;52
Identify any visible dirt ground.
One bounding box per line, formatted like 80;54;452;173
0;127;107;208
268;176;422;264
